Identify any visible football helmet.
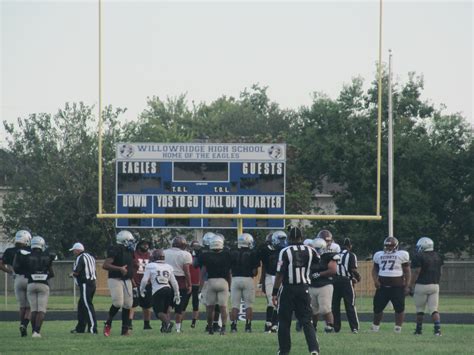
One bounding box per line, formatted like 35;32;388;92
151;249;165;261
190;240;202;251
116;230;135;249
303;239;313;246
416;237;434;252
237;233;254;249
271;231;288;249
316;229;333;243
172;236;187;250
31;236;46;251
265;232;273;245
15;230;32;246
383;236;399;253
209;234;224;250
202;232;216;249
312;238;327;255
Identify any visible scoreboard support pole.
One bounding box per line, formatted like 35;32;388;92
237;218;243;236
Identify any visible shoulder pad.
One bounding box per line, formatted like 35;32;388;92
20;250;31;256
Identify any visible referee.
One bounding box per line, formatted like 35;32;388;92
70;242;98;334
272;227;320;355
332;238;360;333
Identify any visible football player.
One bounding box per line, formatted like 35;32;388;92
189;240;202;328
410;237;443;336
130;239;152;330
164;236;193;333
371;236;411;333
309;237;340;333
0;230;32;337
199;234;232;335
258;230;287;332
14;236;55;338
140;249;180;333
229;233;259;333
103;230;135;336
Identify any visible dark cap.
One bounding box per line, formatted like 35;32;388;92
343;238;352;247
288;226;303;242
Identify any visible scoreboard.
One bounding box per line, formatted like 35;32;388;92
115;143;286;229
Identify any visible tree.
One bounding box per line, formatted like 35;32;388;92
1;103;125;257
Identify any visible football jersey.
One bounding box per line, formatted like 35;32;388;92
163;247;193;277
230;248;259;277
140;261;179;296
326;242;341;253
132;250;151;285
258;245;280;276
2;246;30;275
310;252;339;287
373;250;410;277
106;244;134;280
200;250;232;279
411;251;444;284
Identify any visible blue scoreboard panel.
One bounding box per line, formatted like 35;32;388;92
115;143;286;229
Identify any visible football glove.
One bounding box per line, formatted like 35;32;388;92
173;294;181;305
311;272;321;280
132;287;139;299
140;290;146;298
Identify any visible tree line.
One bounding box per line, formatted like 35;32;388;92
1;70;472;258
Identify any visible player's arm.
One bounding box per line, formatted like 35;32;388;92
183;262;192;294
140;266;151;295
169;271;180;298
372;262;381;289
103;257;128;275
72;255;84;277
0;259;12;274
349;253;361;282
319;256;338;277
402;262;411;295
199;266;206;291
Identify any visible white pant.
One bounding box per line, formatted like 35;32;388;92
264;274;275;307
414;284;440;314
309;284;333;315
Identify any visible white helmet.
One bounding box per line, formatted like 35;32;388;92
416;237;434;252
202;232;216;248
210;234;224;250
237;233;254;249
31;236;46;251
15;230;32;246
116;230;135;248
312;238;327;255
303;239;313;246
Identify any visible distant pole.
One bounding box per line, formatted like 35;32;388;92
98;0;103;214
4;275;7;309
388;50;394;237
376;0;383;216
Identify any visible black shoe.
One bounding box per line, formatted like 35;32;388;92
264;323;271;332
144;324;152;330
414;330;422;335
324;326;334;333
208;326;214;335
191;320;196;328
205;324;211;333
212;323;221;332
220;325;226;335
245;324;252;333
434;330;442;336
165;322;174;333
70;329;84;334
231;323;237;333
20;326;27;337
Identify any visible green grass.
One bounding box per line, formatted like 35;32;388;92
0;321;472;354
1;295;473;313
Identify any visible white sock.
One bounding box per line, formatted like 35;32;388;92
371;324;380;331
394;325;402;333
176;323;181;330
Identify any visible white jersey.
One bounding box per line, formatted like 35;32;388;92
163;247;192;277
140;261;179;296
373;250;410;277
327;242;341;253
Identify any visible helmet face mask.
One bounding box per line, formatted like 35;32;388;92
383;236;399;253
271;231;288;249
15;230;32;246
416;237;434;252
116;230;135;250
237;233;254;249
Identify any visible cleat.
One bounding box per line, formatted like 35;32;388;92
324;326;334;333
103;323;111;337
264;324;271;332
414;330;422;335
434;331;442;336
220;325;226;335
245;324;252;333
271;325;278;333
20;325;27;337
121;327;131;336
166;322;174;333
191;320;196;329
352;329;359;334
231;323;237;333
32;331;41;338
205;324;211;333
212;323;221;332
310;352;319;355
144;324;152;330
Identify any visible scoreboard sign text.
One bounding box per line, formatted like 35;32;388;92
115;143;286;229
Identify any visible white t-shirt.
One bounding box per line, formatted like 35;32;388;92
140;261;179;296
163;247;192;277
373;250;410;277
327;242;341;253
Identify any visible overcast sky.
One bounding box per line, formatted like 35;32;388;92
1;0;472;145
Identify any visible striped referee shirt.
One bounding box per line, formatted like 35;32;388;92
336;249;357;279
276;244;318;285
73;252;97;284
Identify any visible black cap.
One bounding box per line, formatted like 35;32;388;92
343;238;352;247
288;227;303;242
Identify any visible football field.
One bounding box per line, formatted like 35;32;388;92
0;320;473;354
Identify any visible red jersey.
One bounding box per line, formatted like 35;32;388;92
133;250;151;285
190;253;201;285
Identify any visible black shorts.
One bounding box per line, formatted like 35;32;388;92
174;288;191;314
191;285;200;312
133;284;152;309
153;287;173;314
373;286;405;313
